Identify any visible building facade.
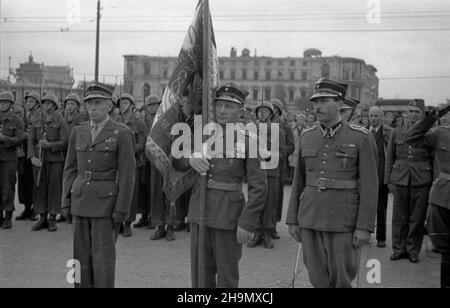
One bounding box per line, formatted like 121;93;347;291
123;48;379;113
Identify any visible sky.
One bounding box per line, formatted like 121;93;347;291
1;0;450;105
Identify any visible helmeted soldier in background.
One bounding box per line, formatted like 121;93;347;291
16;92;41;221
270;98;294;240
287;78;378;288
28;93;68;232
341;97;359;123
117;93;148;237
406;101;450;287
0;91;25;229
63;93;89;138
247;101;278;249
62;82;136;288
178;83;267;287
385;99;433;263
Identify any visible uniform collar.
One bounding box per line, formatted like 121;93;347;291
320;119;343;138
90;116;110;131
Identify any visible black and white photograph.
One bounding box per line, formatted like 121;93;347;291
0;0;450;291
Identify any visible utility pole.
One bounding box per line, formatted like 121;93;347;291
95;0;101;82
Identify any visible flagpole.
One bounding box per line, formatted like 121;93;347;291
198;0;210;288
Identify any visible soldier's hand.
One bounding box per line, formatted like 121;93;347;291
352;229;371;248
31;157;43;167
236;227;253;245
38;140;51;149
388;184;396;193
61;208;71;220
189;153;210;175
288;225;302;243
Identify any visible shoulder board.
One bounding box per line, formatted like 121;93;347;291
349;124;369;134
301;125;317;135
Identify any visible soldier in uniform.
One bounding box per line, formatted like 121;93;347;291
29;93;68;232
63;93;89;139
117;93;147;237
0;91;25;229
61;82;136;288
405;102;450;288
385;99;433;263
180;84;267;288
16;92;41;221
133;95;161;230
368;106;392;248
247;101;279;249
270;98;295;240
287;78;378;288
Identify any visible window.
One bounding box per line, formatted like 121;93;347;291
127;61;135;76
321;64;330;78
220;71;224;80
265;70;272;81
144;61;151;75
290;60;296;66
303;61;308;66
289;89;295;102
266;60;272;65
161;84;167;95
230;69;236;80
264;87;271;101
301;71;308;81
301;89;308;99
278;60;283;66
242;69;247;80
343;68;350;80
278;70;283;79
254;71;259;80
290;71;295;81
253;89;259;101
143;83;151;99
254;60;260;66
163;70;168;79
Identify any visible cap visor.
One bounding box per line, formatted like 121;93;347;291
309;92;339;101
84;94;111;101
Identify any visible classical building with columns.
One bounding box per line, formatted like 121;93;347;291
123;48;379;113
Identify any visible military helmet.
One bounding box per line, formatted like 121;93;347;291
0;91;15;105
117;93;136;106
25;91;41;104
111;95;118;108
270;98;284;114
64;93;81;106
41;93;59;108
145;95;161;106
255;101;275;117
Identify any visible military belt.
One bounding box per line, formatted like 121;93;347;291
438;172;450;181
398;157;430;162
81;171;117;181
207;179;242;192
307;178;358;191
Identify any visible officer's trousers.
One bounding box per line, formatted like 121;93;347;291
392;185;430;256
138;163;151;218
73;216;116;288
376;184;389;242
190;224;242;288
0;161;17;212
125;167;140;224
18;157;34;206
276;164;287;223
427;204;450;288
257;176;278;230
33;162;63;215
301;229;361;288
176;189;191;225
150;165;171;225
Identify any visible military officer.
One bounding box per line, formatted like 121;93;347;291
0;91;25;229
287;78;378;288
247;101;279;249
385;99;433;263
179;84;267;288
405;101;450;288
62;82;136;288
270;98;295;240
117;93;147;237
134;95;161;230
28;93;68;232
16;92;40;221
63;93;89;138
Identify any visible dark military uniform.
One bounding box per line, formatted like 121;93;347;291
28;94;68;231
62;83;136;288
287;79;378;288
65;113;89;139
180;85;267;288
0;91;25;229
117;94;148;237
406;109;450;287
385;117;433;259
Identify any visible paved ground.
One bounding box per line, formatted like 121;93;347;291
0;186;441;288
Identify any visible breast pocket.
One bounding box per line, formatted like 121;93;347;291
302;149;318;171
335;147;357;169
2;125;16;137
437;143;450;163
46;124;60;140
95;142;118;168
227;192;245;226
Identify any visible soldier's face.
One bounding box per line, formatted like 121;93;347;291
257;107;273;123
0;101;11;112
313;97;339;123
215;100;242;125
407;108;424;124
65;100;78;114
86;98;110;123
43;101;55;113
145;104;159;115
25;98;38;111
119;99;132;114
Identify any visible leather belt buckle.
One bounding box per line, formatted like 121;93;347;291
85;171;92;181
317;178;327;191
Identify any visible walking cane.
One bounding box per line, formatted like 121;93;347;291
291;243;302;288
